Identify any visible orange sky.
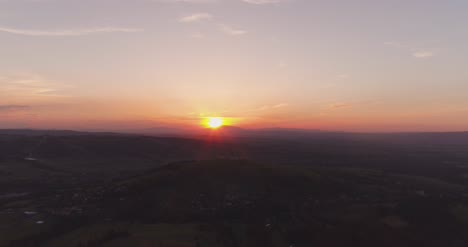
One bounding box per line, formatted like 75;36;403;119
1;0;468;132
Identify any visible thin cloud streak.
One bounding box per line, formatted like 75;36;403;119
412;51;435;58
384;41;436;59
179;13;213;23
330;103;352;109
0;26;144;36
218;24;247;36
0;74;69;97
0;105;30;112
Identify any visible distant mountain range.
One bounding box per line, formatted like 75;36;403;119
2;128;468;145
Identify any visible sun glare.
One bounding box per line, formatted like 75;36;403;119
206;117;224;129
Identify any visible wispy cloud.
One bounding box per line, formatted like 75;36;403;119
190;31;205;39
219;24;247;36
177;12;247;37
0;26;143;36
179;13;213;23
0;74;69;97
330;103;352;109
252;103;289;112
272;103;289;108
0;105;30;112
178;14;247;37
384;41;436;59
412;51;434;58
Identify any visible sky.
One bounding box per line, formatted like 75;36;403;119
1;0;468;132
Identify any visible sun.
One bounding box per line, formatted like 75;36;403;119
206;117;224;129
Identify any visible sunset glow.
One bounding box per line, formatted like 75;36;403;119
204;117;224;129
1;1;468;132
2;2;468;245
